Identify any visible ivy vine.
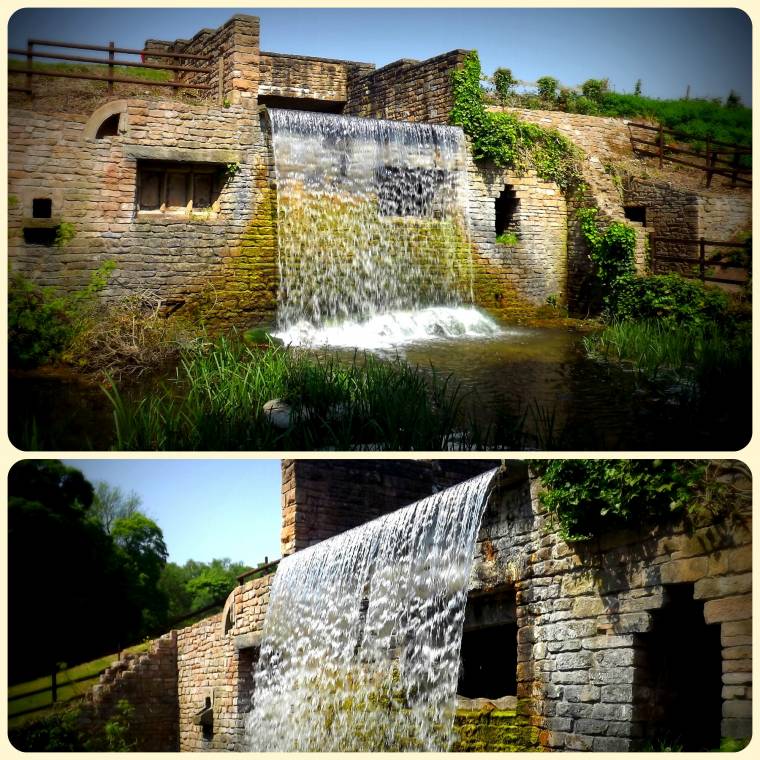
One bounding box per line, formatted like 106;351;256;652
531;459;742;542
576;207;636;311
450;51;583;191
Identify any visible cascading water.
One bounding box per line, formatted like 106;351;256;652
245;468;497;751
268;109;501;348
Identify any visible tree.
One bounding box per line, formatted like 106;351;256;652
726;89;742;108
634;79;642;96
8;461;131;682
8;462;172;682
536;76;559;102
581;78;609;103
158;557;249;621
90;482;141;533
112;513;169;634
492;67;516;104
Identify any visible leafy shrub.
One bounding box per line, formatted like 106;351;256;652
492;67;516;104
532;459;722;541
536;76;559;102
610;274;731;327
8;261;115;368
581;78;609;103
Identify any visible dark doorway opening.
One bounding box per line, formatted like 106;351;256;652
495;186;519;236
458;589;517;699
624;206;647;225
636;583;722;751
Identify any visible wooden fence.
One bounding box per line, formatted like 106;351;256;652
650;234;750;286
8;38;214;98
629;122;751;188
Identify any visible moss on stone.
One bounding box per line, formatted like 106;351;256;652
452;706;541;752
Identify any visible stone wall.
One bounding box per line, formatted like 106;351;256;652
624;177;752;277
473;462;752;751
75;632;179;751
495;107;649;309
146;15;261;108
280;459;497;555
259;52;373;108
8;99;278;327
176;573;273;751
91;460;750;753
467;158;568;314
346;50;469;124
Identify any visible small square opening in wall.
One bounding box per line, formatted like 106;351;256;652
32;198;53;218
624;206;647;225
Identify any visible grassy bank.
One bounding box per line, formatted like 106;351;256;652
105;338;487;451
583;319;751;396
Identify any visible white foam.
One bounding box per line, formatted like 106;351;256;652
274;306;503;349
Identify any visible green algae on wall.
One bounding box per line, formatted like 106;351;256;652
452;705;541;752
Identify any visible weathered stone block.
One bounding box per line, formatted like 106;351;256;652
704;595;752;624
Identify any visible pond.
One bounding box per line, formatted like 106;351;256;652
8;319;749;452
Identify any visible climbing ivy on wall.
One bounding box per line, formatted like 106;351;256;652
450;51;583;191
531;459;737;542
576;207;637;301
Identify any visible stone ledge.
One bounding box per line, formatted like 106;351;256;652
124;145;243;163
234;632;262;650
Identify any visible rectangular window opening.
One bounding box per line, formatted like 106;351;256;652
136;161;225;214
32;198;53;219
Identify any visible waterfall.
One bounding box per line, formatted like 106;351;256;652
268;109;501;348
244;468;497;751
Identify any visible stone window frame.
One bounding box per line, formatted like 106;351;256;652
125;147;243;222
136;160;225;216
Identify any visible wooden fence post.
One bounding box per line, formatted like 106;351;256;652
705;137;713;188
26;40;33;97
731;150;740;188
658;124;664;169
51;667;57;704
699;237;706;283
107;41;114;95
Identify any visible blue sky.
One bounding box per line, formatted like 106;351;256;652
7;7;752;104
62;459;283;567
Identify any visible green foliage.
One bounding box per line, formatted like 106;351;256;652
536;75;559;102
8;707;85;751
719;737;750;752
581;78;609;103
54;221;76;247
451;52;582;190
583;319;750;392
576;207;636;311
102;699;136;752
90;482;141;534
8;261;115;368
610;273;731;327
225;161;240;176
159;558;249;620
492;67;516;104
104;337;482;451
8;461;169;684
495;231;519;246
495;67;751;150
532;459;723;541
